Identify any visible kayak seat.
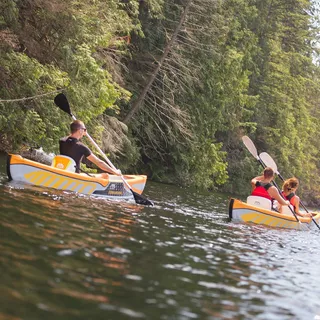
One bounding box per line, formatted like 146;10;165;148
51;155;76;173
247;196;272;210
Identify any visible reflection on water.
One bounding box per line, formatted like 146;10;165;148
1;154;320;320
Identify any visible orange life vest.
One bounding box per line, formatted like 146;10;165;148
282;192;296;209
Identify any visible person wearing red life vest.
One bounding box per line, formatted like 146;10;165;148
251;167;290;208
281;177;312;217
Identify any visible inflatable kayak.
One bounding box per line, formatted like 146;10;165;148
7;154;147;202
229;196;320;230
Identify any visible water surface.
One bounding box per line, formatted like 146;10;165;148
1;153;320;320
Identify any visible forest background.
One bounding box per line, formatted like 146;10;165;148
1;0;320;204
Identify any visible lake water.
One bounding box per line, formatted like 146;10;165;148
1;153;320;320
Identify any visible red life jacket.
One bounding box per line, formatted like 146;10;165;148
282;192;296;209
251;181;272;200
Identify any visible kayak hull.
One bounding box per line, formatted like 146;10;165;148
7;154;147;201
229;198;320;231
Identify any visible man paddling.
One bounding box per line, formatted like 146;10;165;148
251;167;290;210
59;120;121;177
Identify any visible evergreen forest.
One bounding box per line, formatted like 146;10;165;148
1;0;320;203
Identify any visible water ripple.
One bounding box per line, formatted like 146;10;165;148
1;174;320;320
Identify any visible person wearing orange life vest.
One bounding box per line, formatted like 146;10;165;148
281;177;312;217
251;167;290;208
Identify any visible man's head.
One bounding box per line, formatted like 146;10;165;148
263;167;274;179
70;120;87;137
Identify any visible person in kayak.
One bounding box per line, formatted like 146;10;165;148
281;178;312;217
59;120;120;176
251;167;290;210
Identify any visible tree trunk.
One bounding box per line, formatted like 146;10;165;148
122;0;193;124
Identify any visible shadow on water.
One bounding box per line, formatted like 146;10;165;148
1;153;320;320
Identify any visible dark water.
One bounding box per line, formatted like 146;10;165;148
1;153;320;320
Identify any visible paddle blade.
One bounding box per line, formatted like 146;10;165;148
54;93;72;116
259;152;278;173
132;191;154;206
242;136;259;159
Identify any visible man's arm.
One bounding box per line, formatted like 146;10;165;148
268;186;290;205
251;175;264;188
87;154;121;175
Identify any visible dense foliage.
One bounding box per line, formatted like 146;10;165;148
1;0;320;203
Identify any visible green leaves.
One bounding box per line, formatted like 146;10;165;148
0;0;138;154
0;52;69;151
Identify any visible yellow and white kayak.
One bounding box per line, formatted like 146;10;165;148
7;154;147;201
229;197;320;230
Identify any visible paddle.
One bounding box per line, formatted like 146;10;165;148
242;136;281;190
260;152;320;229
241;135;262;164
54;93;154;206
241;136;301;223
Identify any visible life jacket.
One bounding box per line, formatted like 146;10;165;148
282;192;296;210
251;181;272;200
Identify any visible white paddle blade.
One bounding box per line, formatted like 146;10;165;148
259;152;279;173
242;136;259;159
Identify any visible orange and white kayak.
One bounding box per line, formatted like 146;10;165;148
229;197;320;231
7;154;147;201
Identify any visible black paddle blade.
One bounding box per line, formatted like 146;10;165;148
54;93;72;116
132;191;154;206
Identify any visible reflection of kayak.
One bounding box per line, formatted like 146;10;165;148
228;197;320;230
7;154;147;201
